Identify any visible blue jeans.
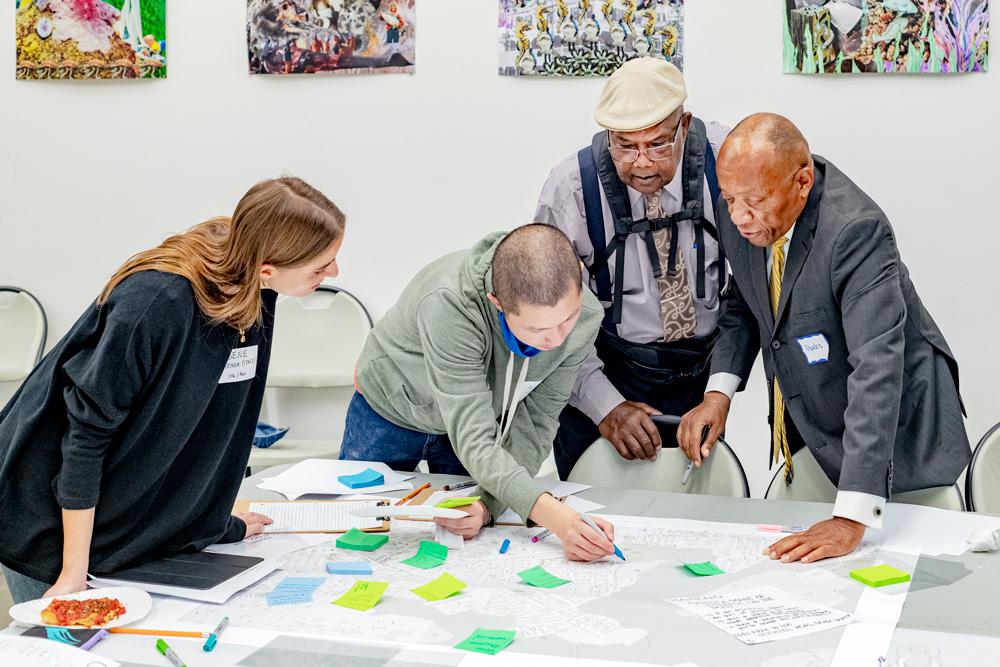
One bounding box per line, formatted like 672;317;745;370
339;392;469;475
2;564;52;604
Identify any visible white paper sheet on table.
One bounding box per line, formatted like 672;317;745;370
536;478;592;497
562;495;607;514
205;532;337;560
433;523;465;550
0;637;121;667
256;460;414;500
89;559;281;604
872;502;1000;556
248;500;381;532
668;585;853;645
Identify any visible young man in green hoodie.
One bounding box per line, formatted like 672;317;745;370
340;224;617;561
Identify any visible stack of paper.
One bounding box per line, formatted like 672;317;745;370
257;460;414;500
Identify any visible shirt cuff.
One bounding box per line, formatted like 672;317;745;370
832;490;885;530
704;373;742;401
574;376;626;425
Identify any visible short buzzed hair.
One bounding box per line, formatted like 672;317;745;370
725;113;811;172
492;224;582;315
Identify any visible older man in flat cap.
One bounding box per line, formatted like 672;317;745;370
535;57;731;479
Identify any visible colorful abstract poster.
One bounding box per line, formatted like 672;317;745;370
16;0;166;79
783;0;988;73
247;0;415;75
498;0;684;76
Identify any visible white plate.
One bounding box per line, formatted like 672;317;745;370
9;586;152;629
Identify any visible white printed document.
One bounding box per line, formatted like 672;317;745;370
249;501;382;533
668;585;853;645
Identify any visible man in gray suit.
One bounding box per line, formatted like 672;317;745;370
679;113;970;563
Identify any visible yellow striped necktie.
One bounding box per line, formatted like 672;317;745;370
770;236;793;485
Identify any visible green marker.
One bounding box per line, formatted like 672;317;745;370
156;639;188;667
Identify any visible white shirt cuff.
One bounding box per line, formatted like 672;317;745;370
704;373;742;401
832;490;885;530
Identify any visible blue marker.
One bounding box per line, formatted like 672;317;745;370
499;539;510;554
575;509;625;561
203;617;228;651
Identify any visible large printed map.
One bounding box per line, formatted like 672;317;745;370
180;516;886;666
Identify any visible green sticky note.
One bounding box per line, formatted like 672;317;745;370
434;496;481;509
684;561;725;576
516;565;570;588
332;580;389;611
400;540;448;569
336;528;388;552
455;628;516;655
410;572;467;601
850;564;911;588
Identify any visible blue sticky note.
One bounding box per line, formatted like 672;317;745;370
266;590;314;606
338;468;385;489
272;577;326;594
326;561;374;575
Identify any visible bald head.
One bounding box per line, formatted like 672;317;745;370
491;224;582;315
719;113;812;176
715;114;816;248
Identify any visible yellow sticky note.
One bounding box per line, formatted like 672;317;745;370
411;572;467;601
850;564;911;588
434;496;481;509
332;580;389;611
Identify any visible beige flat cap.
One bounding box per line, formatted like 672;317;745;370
594;57;688;132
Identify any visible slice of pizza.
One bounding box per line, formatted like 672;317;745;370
40;597;126;627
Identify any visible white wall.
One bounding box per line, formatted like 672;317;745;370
2;0;997;496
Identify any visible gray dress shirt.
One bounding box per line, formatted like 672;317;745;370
534;121;730;424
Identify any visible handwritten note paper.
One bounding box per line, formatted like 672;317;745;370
667;585;853;645
454;628;515;655
516;565;570;588
272;577;326;593
332;581;389;611
266;590;313;606
400;540;448;569
411;572;467;601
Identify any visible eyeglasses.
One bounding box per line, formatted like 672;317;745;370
607;121;683;163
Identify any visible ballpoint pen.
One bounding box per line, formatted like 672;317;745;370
203;616;229;651
156;638;188;667
682;424;711;485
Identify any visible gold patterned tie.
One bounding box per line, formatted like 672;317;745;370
770;236;793;485
648;192;696;343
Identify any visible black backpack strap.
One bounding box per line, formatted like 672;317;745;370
591;131;636;326
577;143;616;331
701;128;728;297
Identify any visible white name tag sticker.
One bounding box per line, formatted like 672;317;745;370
519;380;542;402
796;334;829;365
220;345;258;384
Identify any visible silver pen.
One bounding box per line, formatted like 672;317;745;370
682;424;710;485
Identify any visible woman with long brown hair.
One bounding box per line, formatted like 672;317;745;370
0;177;346;603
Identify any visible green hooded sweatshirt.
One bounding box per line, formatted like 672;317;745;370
355;232;603;523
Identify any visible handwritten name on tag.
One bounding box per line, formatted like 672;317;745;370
795;334;829;365
220;345;258;383
519;380;541;402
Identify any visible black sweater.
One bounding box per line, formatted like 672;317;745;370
0;271;275;582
